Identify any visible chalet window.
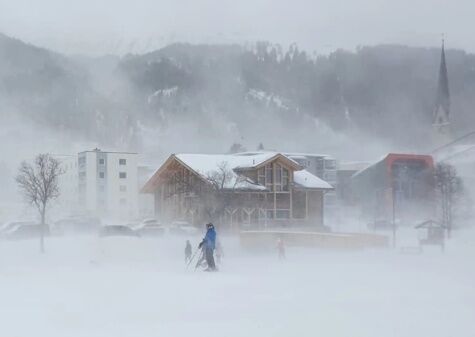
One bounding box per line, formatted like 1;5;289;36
275;164;282;191
273;164;290;192
119;158;126;165
276;210;290;219
282;168;289;191
258;168;265;186
265;164;273;190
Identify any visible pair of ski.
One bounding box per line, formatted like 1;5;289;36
186;248;218;272
186;248;204;271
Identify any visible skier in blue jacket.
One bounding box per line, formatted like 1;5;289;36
198;223;217;271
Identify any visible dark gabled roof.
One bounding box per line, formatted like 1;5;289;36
414;219;445;229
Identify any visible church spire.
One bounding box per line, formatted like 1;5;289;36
432;38;451;132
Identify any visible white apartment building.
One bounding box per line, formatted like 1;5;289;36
78;149;138;219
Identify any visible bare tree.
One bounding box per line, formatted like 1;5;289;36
161;162;250;226
16;154;64;253
204;162;247;224
434;163;463;238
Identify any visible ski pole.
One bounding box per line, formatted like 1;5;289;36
186;248;200;269
194;251;205;271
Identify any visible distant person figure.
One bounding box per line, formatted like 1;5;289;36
215;240;223;265
185;240;192;264
198;223;217;271
276;237;286;260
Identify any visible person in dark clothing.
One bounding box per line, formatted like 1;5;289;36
185;240;192;264
198;223;217;271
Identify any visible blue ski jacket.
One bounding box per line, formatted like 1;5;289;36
203;227;216;250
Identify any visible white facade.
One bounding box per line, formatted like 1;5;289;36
56;155;79;216
78;149;138;219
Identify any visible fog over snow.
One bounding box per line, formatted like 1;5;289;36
1;1;475;336
0;232;474;337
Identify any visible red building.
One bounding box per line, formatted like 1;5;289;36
352;153;436;224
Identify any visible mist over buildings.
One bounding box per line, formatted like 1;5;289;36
1;3;475;337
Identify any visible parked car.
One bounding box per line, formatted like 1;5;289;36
54;216;102;234
3;223;50;240
168;220;200;236
135;219;165;237
1;221;36;233
367;219;397;230
99;225;140;238
141;218;160;226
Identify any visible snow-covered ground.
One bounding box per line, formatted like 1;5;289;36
0;231;474;337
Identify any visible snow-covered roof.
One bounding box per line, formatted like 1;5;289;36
293;170;333;190
285;152;334;160
338;161;372;172
142;152;333;193
177;152;278;172
175;152;298;190
437;144;475;165
352;153;434;179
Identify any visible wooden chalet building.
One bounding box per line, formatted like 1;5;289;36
141;152;333;229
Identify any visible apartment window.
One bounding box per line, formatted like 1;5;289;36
316;158;324;170
99;185;105;192
325;159;336;170
99;158;105;165
120;198;127;206
78;156;86;166
99;172;105;178
120;185;127;192
119;172;127;179
119;159;127;165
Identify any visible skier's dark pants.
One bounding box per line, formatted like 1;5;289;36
205;247;216;269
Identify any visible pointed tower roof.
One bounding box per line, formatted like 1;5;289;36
433;39;451;127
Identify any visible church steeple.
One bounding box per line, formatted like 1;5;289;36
432;38;451;135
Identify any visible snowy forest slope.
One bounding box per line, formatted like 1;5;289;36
2;34;475;154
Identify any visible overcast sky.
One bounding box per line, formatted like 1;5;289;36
0;0;473;56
